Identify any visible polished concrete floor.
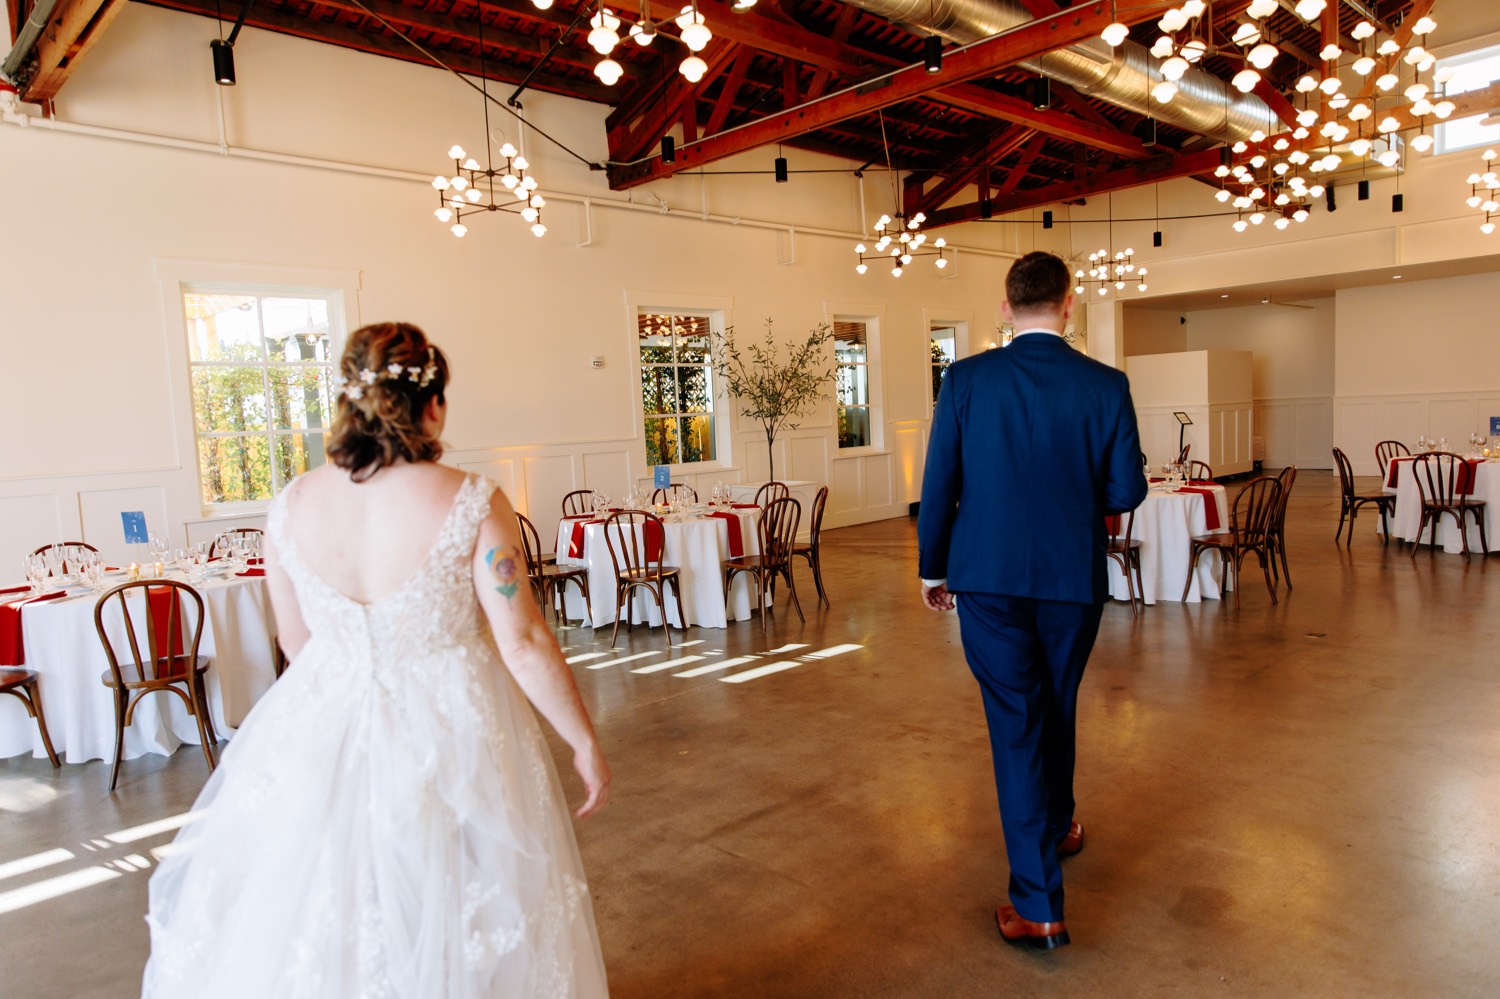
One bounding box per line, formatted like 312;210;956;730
3;471;1498;998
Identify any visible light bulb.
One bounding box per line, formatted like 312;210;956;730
1319;44;1342;61
1433;100;1456;119
855;263;868;274
1411;134;1433;153
1484;150;1497;162
588;25;619;55
1297;109;1319;127
1329;124;1349;142
900;254;913;265
1378;150;1401;167
1294;208;1309;221
891;266;903;277
1412;16;1436;35
1329;93;1350;110
530;195;546;209
521;207;538;222
1250;154;1267;168
1232;22;1260;47
463;158;480;170
1152;80;1178;104
1319;76;1341;95
1404;46;1429;67
1353;56;1376;76
1098;286;1108;295
501;175;519;190
435;207;452;222
1483;222;1496;235
1405;83;1429;102
1274;138;1290;151
450;175;468;191
499;142;518;159
629;21;656;45
1248;43;1278;70
1351;21;1375;40
531;223;547;237
533;0;553;8
1275;217;1290;229
935;257;948;269
934;237;946;248
1233;196;1252;209
465;188;482;202
1377;115;1401;133
1214;165;1231;178
513;155;529;170
1412;98;1433;116
1349;138;1372;156
1159;9;1188;33
432;176;450;190
1101;22;1129;47
1150;35;1174;59
1274;163;1290;175
1487;200;1500;214
1161;56;1190;82
447;145;466;160
1309;184;1325;197
1182;39;1207;63
1321;154;1341;170
1467;195;1483;208
1250;130;1267;143
1250;186;1266;200
679;55;708;82
594;58;623;85
451;223;467;237
1295;74;1319;93
1232;69;1260;93
1250;212;1265;225
1293;0;1325;21
1293;127;1310;139
1348;103;1372;121
521;176;538;191
855;243;866;254
1182;0;1206;18
1375;73;1398;92
1377;39;1400;56
681;21;712;51
1247;0;1277;17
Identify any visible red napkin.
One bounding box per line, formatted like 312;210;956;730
0;585;29;597
1386;455;1415;489
1148;477;1165;483
1188;479;1217;487
568;519;603;559
1104;515;1122;538
731;503;760;510
1177;487;1222;530
147;586;188;676
706;511;746;557
1459;458;1482;495
0;590;68;667
236;568;266;577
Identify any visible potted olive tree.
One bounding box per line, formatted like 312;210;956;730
712;319;834;483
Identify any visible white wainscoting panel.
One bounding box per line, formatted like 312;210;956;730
828;459;863;515
521;455;582;536
457;458;520;502
865;453;894;508
1336;391;1500;476
0;494;68;567
80;485;171;565
890;423;928;505
580;449;634;499
789;435;830;483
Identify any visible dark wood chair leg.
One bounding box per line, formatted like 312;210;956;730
1475;508;1490;555
810;549;829;606
1182;546;1200;602
109;687;128;791
1336;502;1348;544
669;577;687;632
609;583;626;648
758;571;770;637
1277;532;1292;590
189;677;217;771
1260;548;1278;605
28;682;62;768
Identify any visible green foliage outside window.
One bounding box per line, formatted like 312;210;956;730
640;313;716;466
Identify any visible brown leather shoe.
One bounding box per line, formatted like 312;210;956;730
1056;820;1084;859
996;905;1070;950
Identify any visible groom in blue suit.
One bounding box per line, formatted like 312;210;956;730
918;251;1147;950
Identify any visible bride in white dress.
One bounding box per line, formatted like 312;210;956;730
143;322;611;997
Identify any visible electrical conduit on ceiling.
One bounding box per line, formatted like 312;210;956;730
836;0;1281;141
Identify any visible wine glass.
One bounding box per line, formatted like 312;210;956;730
25;554;49;594
1438;436;1449;453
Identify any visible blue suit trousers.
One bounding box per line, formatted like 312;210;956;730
956;592;1104;923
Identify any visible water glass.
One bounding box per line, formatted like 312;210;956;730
26;554;48;593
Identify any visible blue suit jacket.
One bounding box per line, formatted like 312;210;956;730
917;333;1148;604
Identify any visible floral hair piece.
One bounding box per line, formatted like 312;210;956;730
334;346;438;401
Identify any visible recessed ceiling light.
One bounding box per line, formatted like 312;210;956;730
1220;294;1230;298
1392;274;1403;279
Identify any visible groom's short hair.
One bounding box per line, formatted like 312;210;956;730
1005;252;1070;312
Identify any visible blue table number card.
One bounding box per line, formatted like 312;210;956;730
121;511;148;544
1491;416;1500;437
653;465;671;489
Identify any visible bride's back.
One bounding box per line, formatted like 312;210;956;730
286;463;469;605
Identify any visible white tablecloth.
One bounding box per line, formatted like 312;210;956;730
1384;456;1498;554
554;510;767;629
1107;483;1231;605
0;570;278;763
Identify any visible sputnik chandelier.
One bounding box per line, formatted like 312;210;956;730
1466;149;1500;235
579;0;739;87
1104;3;1450;236
1071;194;1147;297
854;212;948;276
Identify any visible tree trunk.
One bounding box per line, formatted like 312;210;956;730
765;427;775;484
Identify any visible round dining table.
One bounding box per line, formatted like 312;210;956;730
1107;481;1232;605
1382;454;1498;554
553;507;766;629
0;566;279;763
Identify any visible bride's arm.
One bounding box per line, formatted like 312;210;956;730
472;490;610;819
262;534;310;660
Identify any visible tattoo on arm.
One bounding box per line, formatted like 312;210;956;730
484;546;523;603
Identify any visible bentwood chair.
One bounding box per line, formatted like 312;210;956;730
1183;476;1282;611
30;541;99;575
1409;452;1489;559
208;528;262;559
0;669;61;767
1104;510;1144;615
561;489;596;518
272;639;290;679
1176;443;1191;465
723;497;804;636
517;512;591;626
1140;451;1149;470
1267;465;1297;590
754;481;790;508
1375;439;1411;481
95;580;218;790
1186;460;1214;482
651;483;698;505
1333;447;1395;545
791;486;831;607
601;511;684;647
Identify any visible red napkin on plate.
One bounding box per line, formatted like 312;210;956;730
1176;487;1222;530
706;511;746;557
0;590;69;667
235;568;266;577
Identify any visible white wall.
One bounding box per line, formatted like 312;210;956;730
1123;309;1188;356
1334;272;1500;475
1126;351;1254;475
0;4;1022;567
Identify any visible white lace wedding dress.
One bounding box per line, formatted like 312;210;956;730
142;473;609;998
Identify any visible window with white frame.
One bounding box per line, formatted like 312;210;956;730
183;290;339;506
834;319;873;448
929;325;957;413
638;311;718;466
1435;44;1500;155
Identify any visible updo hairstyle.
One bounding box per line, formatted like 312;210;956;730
326;322;450;482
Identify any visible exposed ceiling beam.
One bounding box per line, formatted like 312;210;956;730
14;0;124;102
915;127;1036;214
926;148;1221;227
705;47;753;136
608;1;1175;189
1355;0;1436;99
609;42;738;162
997;134;1047;195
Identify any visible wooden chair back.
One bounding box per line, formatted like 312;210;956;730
1107;509;1136;545
651;483;698;505
30;541;100;574
1186;460;1214;482
1375;440;1410;475
1229;476;1282;543
603;510;668;581
1332;447;1356;501
1412;452;1470;507
561;489;596;517
94;580;206;683
515;513;546;576
1273;465;1297;529
754;481;790;507
806;486;829;550
209;528;262;558
759;497;802;566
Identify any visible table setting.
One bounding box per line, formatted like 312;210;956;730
1105;464;1231;605
1382;433;1499;553
0;531;279;763
553;483;767;629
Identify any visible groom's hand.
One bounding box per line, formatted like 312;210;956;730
921;582;955;612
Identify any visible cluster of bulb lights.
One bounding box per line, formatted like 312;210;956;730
1137;7;1445;235
853;212;947;276
582;0;755;87
430;143;546;239
1074;248;1147;296
1467;149;1500;235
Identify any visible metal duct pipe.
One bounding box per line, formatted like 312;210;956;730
2;0;64;82
838;0;1280;142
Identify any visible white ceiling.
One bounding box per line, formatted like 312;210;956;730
1124;251;1500;312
